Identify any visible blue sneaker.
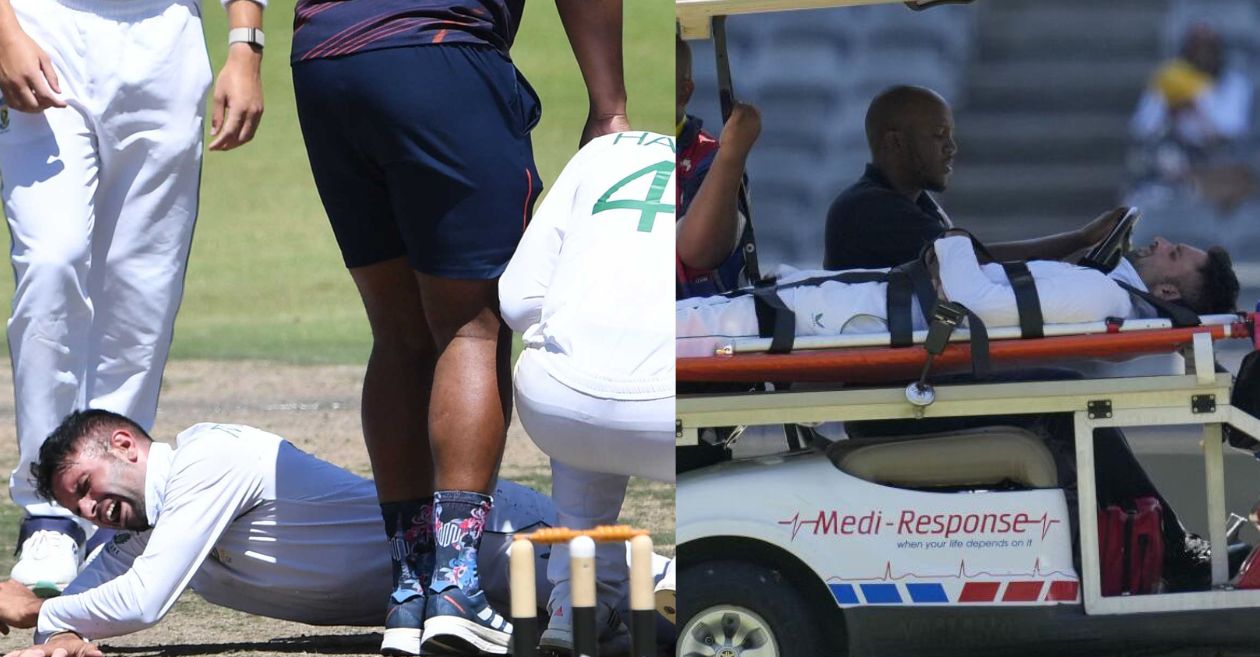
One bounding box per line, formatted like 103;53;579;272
380;589;425;656
420;588;511;655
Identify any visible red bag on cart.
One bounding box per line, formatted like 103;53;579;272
1098;496;1165;595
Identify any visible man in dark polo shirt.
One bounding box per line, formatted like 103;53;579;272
824;85;1120;270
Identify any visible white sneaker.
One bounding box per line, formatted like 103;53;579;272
11;525;83;598
654;558;675;624
539;581;630;656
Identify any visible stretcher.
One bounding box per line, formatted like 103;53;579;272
677;309;1260;655
677;313;1253;384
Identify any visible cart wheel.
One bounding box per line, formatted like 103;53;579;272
677;561;827;657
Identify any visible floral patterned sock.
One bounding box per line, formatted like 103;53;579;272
381;500;434;602
429;490;492;595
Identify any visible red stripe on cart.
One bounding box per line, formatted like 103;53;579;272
958;582;999;602
1045;580;1080;601
1002;581;1045;602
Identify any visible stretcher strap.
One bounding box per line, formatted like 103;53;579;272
961;306;991;376
1115;281;1201;327
887;268;914;348
1001;261;1044;339
752;286;795;354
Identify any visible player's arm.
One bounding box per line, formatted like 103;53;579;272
555;0;628;146
677;103;760;271
0;529;142;638
936;234;1131;326
934;235;1020;326
209;0;266;151
0;0;65;112
37;443;261;640
985;207;1126;263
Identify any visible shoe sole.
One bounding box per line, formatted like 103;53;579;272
380;627;422;656
421;616;510;656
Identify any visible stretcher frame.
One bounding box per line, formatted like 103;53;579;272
676;324;1260;616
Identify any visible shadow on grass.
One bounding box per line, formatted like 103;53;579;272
100;633;380;656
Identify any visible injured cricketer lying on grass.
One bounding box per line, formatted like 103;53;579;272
0;412;669;656
677;234;1238;356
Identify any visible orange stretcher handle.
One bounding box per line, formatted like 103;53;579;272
677;321;1252;385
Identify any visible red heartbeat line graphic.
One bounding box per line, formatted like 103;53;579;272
824;557;1077;583
1038;514;1062;540
776;511;1064;541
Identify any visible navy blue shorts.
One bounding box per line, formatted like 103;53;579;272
293;45;543;278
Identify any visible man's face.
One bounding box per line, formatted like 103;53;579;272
1129;236;1209;301
899;100;956;193
52;433;149;531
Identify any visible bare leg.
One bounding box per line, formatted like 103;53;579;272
416;274;512;494
349;258;437;503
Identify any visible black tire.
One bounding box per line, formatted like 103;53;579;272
677;560;828;657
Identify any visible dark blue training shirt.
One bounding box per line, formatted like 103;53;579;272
291;0;524;63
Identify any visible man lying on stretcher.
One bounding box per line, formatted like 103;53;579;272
677;231;1240;347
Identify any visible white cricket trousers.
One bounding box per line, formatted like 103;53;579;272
513;348;674;606
0;0;210;519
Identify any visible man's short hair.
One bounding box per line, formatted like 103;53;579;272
864;85;948;156
1182;246;1239;314
32;409;150;503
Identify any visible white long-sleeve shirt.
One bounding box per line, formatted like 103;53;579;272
677;236;1147;353
500;132;675;400
37;424;554;640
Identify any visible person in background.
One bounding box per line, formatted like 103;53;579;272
676;34;762;297
1130;23;1255;212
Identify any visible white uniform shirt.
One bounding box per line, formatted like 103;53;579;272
500;132;675;400
678;236;1147;353
37;424;553;640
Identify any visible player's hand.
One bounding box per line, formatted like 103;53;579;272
0;580;41;630
0;25;65;113
580;112;630;147
2;632;103;657
720;103;761;157
209;43;264;151
1077;206;1128;250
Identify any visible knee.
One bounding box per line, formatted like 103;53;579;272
11;246;91;312
429;308;505;350
369;318;437;363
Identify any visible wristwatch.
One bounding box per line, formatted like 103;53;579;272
228;27;265;50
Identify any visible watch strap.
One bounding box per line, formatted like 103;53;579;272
228;27;265;49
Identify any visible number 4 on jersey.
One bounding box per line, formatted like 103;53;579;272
592;160;675;232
